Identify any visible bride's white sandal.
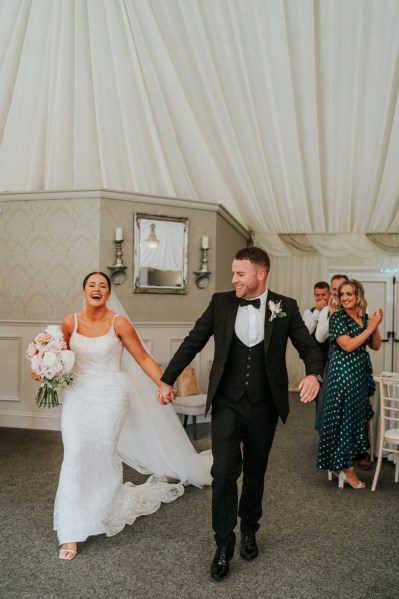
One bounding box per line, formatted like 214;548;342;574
59;545;77;560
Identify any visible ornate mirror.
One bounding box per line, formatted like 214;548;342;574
133;214;188;294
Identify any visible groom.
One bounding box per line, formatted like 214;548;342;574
158;247;323;580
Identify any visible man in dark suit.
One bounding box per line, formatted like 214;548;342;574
158;247;324;580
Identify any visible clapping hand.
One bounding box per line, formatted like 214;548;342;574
368;308;384;333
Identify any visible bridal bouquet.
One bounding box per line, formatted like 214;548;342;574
26;325;75;408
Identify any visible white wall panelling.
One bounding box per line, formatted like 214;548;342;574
0;321;214;431
0;336;22;401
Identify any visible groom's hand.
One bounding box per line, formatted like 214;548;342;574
297;375;320;403
157;382;176;405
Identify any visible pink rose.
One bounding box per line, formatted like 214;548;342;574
47;340;66;354
31;354;46;376
26;342;38;359
34;333;52;350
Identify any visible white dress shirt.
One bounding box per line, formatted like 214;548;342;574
235;289;268;347
302;307;320;335
315;306;330;343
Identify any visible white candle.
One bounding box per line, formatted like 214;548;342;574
115;227;123;241
201;235;209;249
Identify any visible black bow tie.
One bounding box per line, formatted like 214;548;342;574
238;298;261;309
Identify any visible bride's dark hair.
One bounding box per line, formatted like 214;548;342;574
82;272;112;291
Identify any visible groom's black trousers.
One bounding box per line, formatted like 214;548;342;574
210;392;279;546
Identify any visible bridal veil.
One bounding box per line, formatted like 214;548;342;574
107;291;212;488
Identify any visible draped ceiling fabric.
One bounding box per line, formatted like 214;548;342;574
0;0;398;255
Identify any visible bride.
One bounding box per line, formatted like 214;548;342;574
55;272;211;560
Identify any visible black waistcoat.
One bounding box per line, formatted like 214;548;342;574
217;333;271;403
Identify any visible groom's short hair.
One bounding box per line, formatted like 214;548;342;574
235;247;270;272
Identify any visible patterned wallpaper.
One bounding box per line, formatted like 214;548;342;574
0;191;248;323
0;198;100;321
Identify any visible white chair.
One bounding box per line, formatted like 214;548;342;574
371;374;399;491
173;393;207;440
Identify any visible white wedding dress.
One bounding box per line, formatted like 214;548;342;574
54;313;211;545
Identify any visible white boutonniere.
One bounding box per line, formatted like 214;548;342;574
268;300;287;322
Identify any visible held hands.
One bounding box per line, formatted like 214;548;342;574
157;382;176;405
298;375;320;404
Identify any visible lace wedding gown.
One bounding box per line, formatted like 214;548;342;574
54;314;211;545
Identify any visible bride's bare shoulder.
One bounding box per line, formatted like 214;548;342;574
63;312;75;325
64;310;86;324
62;312;76;334
113;313;131;325
113;314;135;334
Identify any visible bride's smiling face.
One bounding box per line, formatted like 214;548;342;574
83;274;111;307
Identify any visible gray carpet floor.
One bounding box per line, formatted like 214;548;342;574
1;394;398;599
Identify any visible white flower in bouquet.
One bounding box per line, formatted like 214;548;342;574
61;350;75;372
42;352;63;378
26;325;75;408
45;324;64;340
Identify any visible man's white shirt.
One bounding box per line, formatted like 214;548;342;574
302;307;320;335
315;306;330;343
235;289;268;346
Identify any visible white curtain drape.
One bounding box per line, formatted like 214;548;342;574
257;233;399;257
0;0;398;241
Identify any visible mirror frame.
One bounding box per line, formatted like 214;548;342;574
133;213;189;294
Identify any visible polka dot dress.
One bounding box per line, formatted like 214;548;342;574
316;310;375;471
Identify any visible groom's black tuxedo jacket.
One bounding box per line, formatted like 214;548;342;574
161;290;324;423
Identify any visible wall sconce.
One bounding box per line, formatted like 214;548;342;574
108;227;127;285
194;236;212;288
145;223;160;249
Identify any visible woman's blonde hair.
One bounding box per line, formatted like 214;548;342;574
337;279;367;316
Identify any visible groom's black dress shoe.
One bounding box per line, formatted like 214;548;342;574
210;543;235;580
239;533;258;560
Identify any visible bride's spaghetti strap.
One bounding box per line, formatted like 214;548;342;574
111;313;120;335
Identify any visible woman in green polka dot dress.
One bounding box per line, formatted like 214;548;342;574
316;280;383;489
